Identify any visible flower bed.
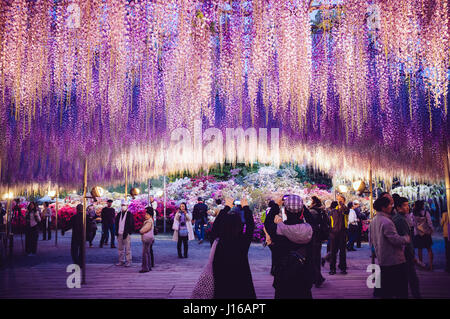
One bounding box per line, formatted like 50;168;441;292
52;205;77;230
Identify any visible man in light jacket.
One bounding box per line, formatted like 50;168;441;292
115;203;134;267
370;196;410;299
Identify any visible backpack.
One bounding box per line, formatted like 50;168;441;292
277;246;312;288
178;213;189;237
318;210;331;241
310;208;330;241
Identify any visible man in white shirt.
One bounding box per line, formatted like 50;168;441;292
150;196;158;211
347;202;359;251
115;203;134;267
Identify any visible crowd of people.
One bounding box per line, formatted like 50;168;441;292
1;189;449;299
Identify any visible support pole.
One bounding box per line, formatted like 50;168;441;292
124;166;128;200
444;145;450;218
55;188;59;247
5;191;10;240
163;175;166;233
82;159;87;284
5;195;12;258
369;162;373;219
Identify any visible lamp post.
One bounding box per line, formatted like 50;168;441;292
352;180;366;194
124;166;128;202
337;185;348;194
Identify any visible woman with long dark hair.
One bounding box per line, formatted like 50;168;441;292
25;202;41;256
172;202;194;258
213;197;256;299
412;200;433;270
263;200;281;276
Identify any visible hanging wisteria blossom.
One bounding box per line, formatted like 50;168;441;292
0;0;448;192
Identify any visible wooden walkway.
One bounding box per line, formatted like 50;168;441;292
1;262;449;299
1;233;449;299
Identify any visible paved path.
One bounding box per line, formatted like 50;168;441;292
0;231;449;299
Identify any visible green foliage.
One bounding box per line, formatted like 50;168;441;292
291;164;333;188
310;7;343;34
166;163;261;182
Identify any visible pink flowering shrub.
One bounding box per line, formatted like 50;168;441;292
11;202;27;233
54;205;77;230
128;199;147;231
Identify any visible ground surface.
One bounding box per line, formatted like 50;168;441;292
0;230;449;299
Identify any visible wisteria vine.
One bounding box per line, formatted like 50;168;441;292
0;0;449;192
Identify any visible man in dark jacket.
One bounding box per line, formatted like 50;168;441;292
209;205;230;243
308;196;326;287
393;197;421;298
100;199;116;248
115;203;134;267
62;204;87;267
329;195;349;275
192;197;208;244
264;200;283;276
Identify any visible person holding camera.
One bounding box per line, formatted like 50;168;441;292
173;203;194;258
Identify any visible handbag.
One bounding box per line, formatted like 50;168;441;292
142;229;154;244
416;212;432;236
179;227;189;237
178;213;188;237
191;239;218;299
141;220;155;244
274;246;311;289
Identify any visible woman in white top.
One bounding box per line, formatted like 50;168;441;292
25;202;41;256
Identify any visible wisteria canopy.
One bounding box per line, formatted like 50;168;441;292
0;0;449;192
